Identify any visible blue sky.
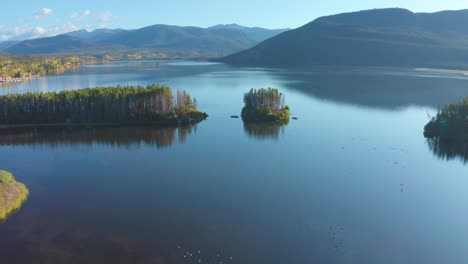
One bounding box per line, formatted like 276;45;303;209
0;0;467;41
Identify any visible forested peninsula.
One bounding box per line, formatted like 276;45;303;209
0;85;208;127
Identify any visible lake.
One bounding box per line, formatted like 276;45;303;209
1;61;468;264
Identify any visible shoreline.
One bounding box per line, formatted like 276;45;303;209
0;76;40;84
0;116;208;130
414;68;468;76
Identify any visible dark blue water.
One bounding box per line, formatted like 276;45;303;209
1;61;468;264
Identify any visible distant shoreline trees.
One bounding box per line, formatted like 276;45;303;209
0;55;91;79
0;85;207;126
241;88;290;122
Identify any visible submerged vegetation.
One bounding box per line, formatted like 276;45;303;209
424;97;468;141
0;85;207;126
0;170;29;221
241;88;290;122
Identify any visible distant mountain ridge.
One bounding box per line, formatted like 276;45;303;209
5;35;99;55
0;40;20;51
208;24;289;42
220;8;468;69
66;29;127;41
1;24;288;59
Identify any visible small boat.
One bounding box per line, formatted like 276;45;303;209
292;117;298;120
230;115;239;118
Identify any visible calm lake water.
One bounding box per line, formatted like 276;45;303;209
1;61;468;264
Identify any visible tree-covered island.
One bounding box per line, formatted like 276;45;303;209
0;85;208;127
424;97;468;141
0;170;29;222
241;88;290;122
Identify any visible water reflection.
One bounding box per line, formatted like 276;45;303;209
0;61;230;95
243;120;289;140
427;138;468;163
279;68;468;109
0;125;197;149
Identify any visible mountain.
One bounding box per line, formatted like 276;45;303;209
97;24;256;56
208;24;289;42
220;8;468;69
0;40;20;51
66;28;127;41
3;24;286;59
4;35;101;55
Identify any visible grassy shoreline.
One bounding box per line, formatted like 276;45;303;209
0;170;29;222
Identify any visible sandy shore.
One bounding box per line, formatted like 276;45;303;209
414;68;468;76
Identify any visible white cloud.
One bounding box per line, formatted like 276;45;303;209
0;8;119;42
37;8;53;16
71;9;92;19
0;22;79;41
33;8;53;20
97;11;118;28
33;27;46;35
70;10;119;29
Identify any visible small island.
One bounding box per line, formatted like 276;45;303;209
241;88;290;122
424;97;468;141
0;170;29;221
0;85;208;127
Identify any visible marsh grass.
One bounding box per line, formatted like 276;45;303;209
0;170;29;221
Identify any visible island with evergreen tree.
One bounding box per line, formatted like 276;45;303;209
424;97;468;141
241;88;290;123
0;170;29;222
0;85;208;127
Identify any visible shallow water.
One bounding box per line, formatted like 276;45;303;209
1;61;468;264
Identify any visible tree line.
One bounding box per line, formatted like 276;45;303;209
243;87;286;112
0;84;201;124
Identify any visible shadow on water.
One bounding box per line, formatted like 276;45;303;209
243;120;289;140
427;138;468;164
277;68;468;109
0;125;198;149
